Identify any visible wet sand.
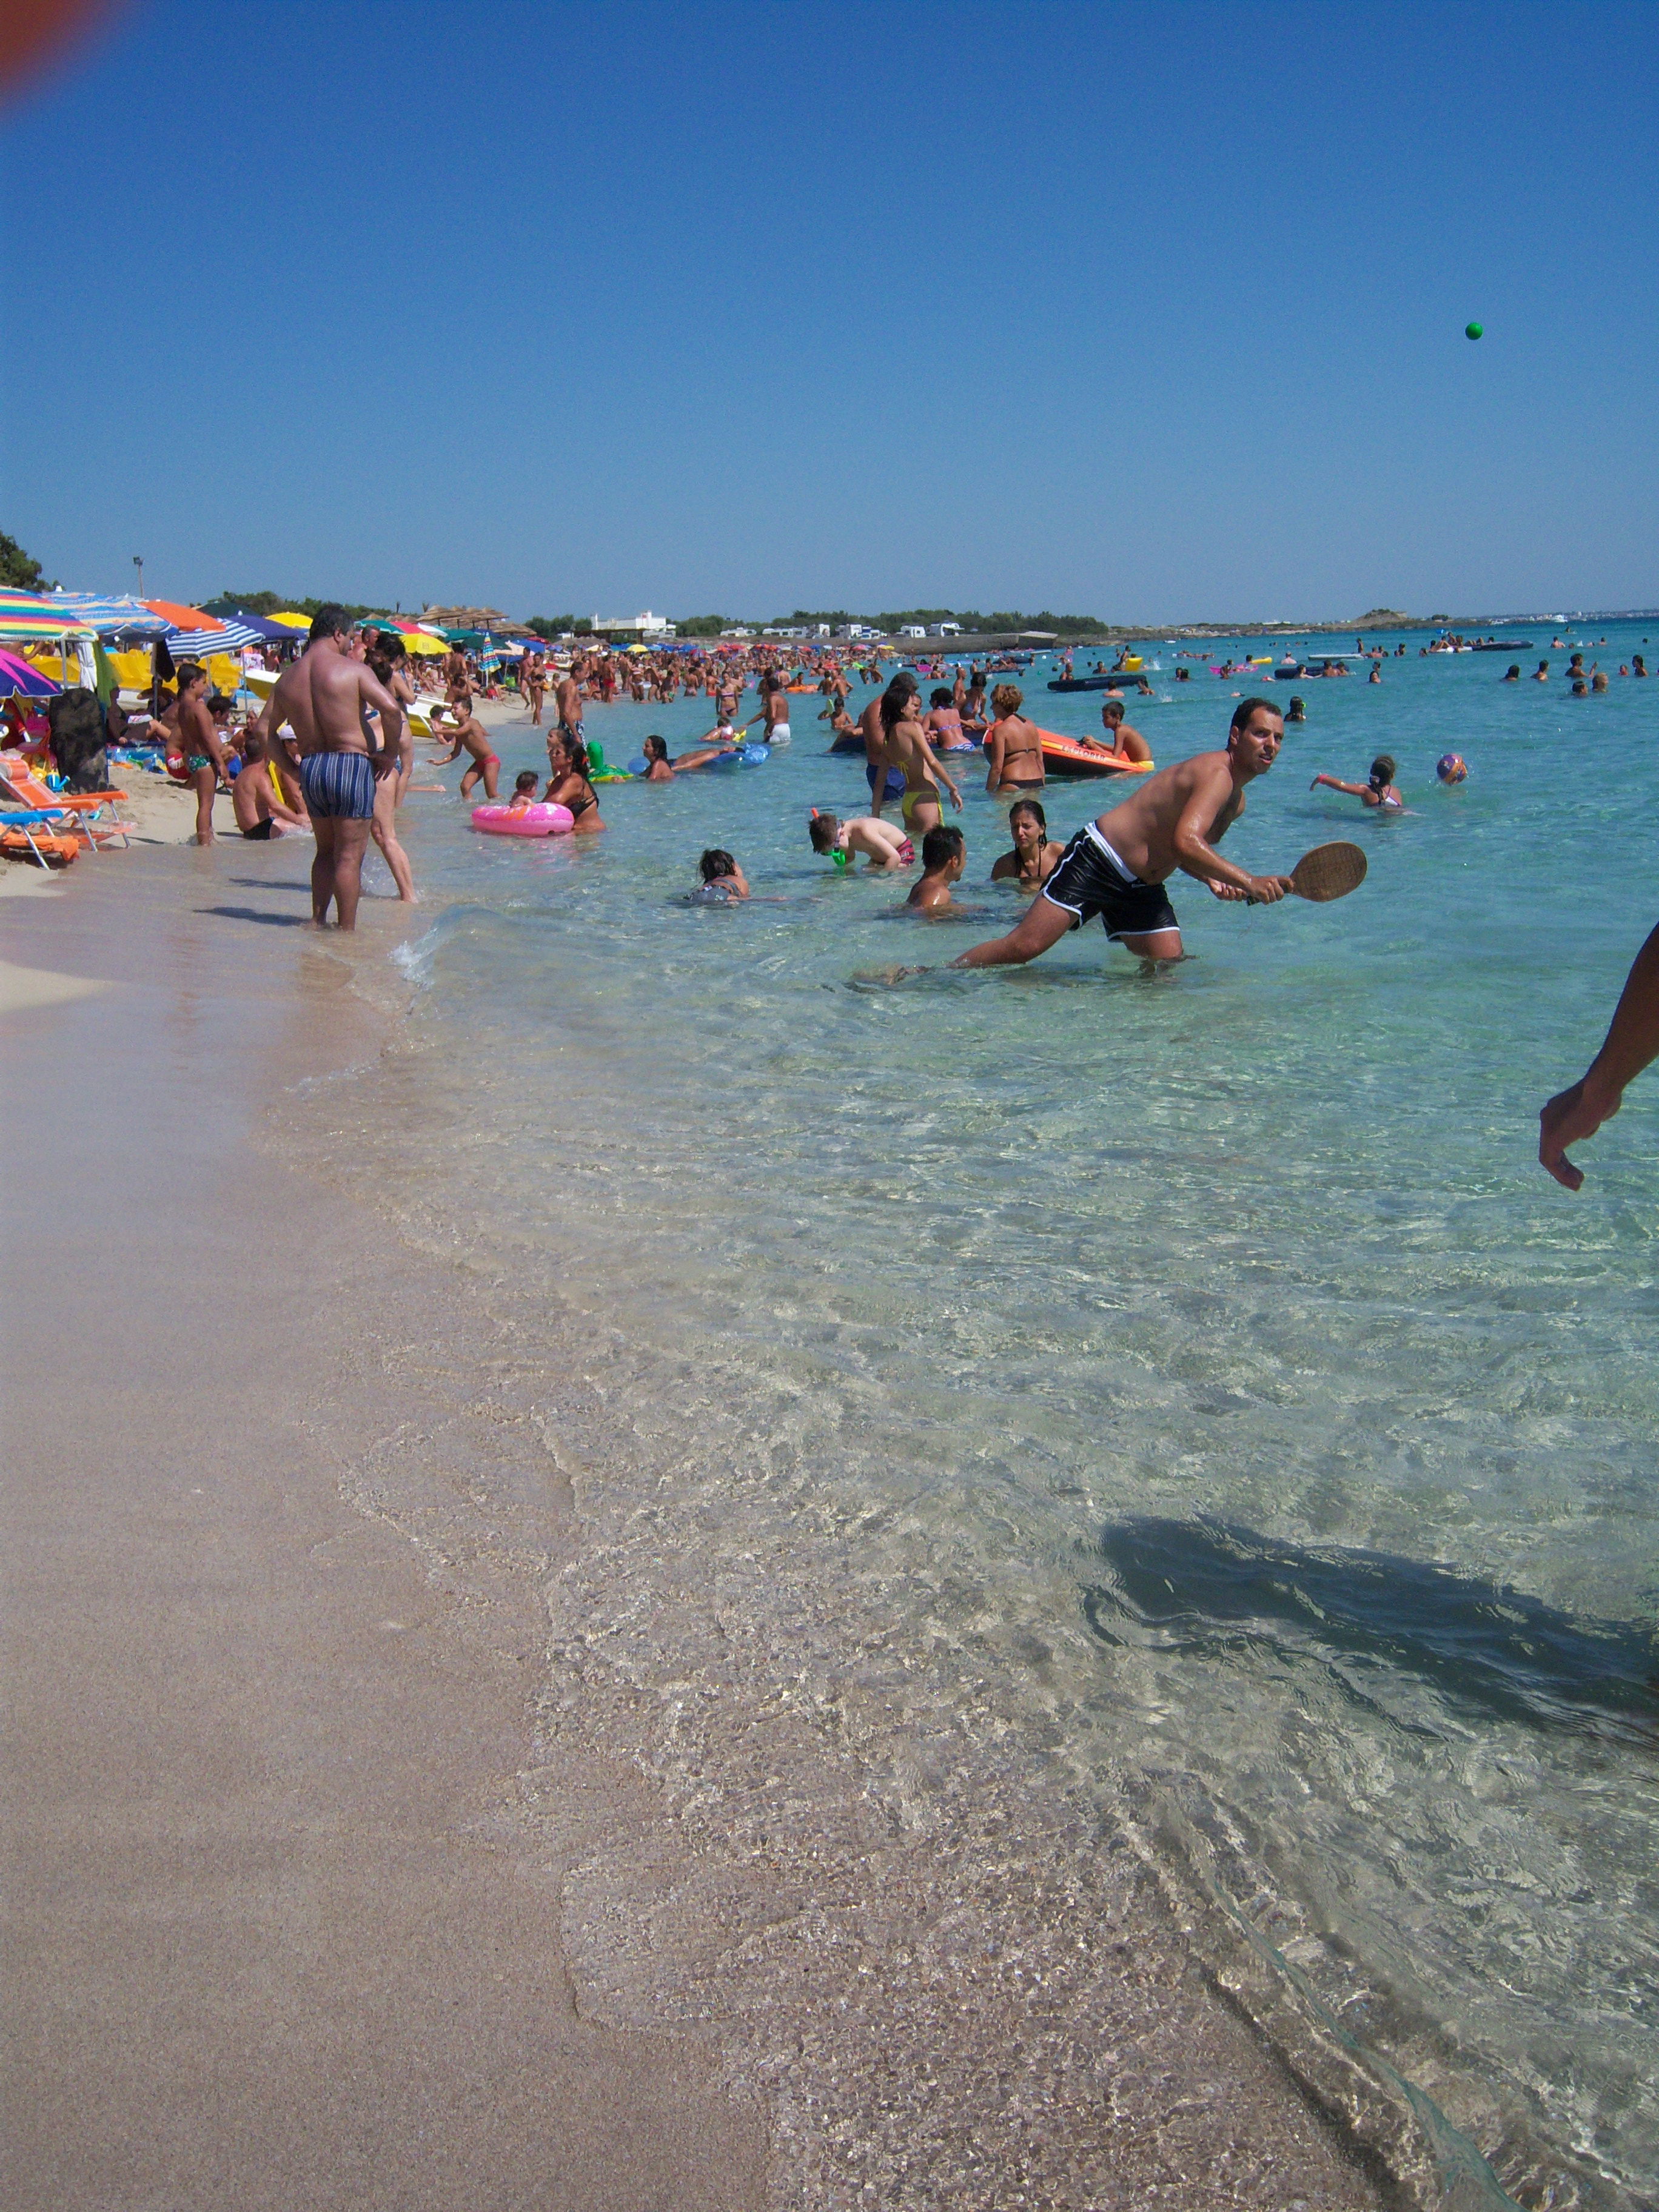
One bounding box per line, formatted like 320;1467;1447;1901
0;851;765;2212
0;838;1392;2210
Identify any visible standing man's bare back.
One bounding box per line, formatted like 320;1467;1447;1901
266;605;407;930
956;699;1293;968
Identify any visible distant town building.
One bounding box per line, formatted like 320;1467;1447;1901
591;610;675;639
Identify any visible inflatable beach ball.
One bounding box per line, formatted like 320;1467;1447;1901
1465;321;1483;341
1437;753;1468;784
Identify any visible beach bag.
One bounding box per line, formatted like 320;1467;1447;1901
48;688;110;791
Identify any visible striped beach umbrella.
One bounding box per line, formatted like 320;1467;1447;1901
0;588;90;640
47;593;170;637
165;620;263;656
0;648;62;697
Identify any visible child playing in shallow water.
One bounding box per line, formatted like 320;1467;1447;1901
808;810;913;869
1310;754;1402;809
507;769;540;807
689;848;749;902
907;824;966;913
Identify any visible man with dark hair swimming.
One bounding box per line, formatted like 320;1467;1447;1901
954;699;1293;968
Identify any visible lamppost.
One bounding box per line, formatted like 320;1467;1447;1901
132;554;143;599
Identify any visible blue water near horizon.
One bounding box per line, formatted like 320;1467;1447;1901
341;625;1658;2208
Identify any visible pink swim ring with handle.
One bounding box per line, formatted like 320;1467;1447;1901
471;800;575;837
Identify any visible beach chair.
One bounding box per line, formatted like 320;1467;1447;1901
0;760;134;852
0;807;78;867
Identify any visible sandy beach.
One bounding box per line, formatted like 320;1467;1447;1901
0;826;1395;2209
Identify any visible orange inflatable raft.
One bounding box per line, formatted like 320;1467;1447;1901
1037;729;1155;779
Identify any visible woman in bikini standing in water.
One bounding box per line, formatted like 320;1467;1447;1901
364;632;417;901
879;678;962;842
983;683;1045;795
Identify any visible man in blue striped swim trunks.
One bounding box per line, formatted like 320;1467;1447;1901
954;700;1294;970
261;605;410;929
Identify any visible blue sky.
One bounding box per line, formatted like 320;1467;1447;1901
3;0;1654;622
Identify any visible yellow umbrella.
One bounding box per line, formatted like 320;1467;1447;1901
401;631;448;655
270;611;312;630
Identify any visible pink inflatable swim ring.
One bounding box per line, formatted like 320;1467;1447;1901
471;801;575;837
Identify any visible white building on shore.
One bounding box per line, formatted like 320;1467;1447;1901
591;610;675;639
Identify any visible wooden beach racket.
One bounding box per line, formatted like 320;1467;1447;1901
1247;841;1368;903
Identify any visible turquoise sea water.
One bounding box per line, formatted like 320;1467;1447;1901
335;629;1657;2207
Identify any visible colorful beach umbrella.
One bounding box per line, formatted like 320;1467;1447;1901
141;599;227;634
0;648;62;697
270;612;313;631
45;593;170;637
164;620;264;655
0;588;92;642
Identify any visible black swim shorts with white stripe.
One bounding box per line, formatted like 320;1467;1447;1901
1041;822;1179;941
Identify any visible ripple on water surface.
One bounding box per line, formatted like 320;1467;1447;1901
329;634;1659;2208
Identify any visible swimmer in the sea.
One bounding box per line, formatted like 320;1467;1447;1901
991;797;1064;888
689;848;749;902
923;688;972;752
879;681;963;836
1088;699;1152;762
506;768;540;808
1284;694;1305;722
429;699;501;799
1309;753;1402;809
907;823;965;913
809;810;913;870
1503;663;1521;682
640;733;726;780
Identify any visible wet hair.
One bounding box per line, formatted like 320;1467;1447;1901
1008;797;1048;835
1287;694;1305;712
1369;755;1396;784
920;824;964;871
555;731;591;777
700;848;737;882
1229;695;1281;734
1099;699;1124;721
930;687;954;708
991;683;1023;715
643;735;668;762
514;768;540;794
1506;663;1521;678
878;674;919;733
808;811;839;853
308;603;354;643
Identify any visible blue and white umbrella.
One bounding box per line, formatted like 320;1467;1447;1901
165;620;264;656
47;593;170;637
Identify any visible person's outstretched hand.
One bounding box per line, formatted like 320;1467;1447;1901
1539;1074;1620;1190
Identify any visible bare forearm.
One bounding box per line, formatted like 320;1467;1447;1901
1583;923;1659;1104
1175;836;1257;893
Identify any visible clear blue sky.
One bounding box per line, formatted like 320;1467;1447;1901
4;0;1654;622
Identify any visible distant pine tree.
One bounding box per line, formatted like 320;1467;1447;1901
0;531;55;591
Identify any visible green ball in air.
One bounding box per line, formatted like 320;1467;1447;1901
1465;321;1483;340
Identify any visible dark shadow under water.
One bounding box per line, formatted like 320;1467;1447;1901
1083;1518;1659;1743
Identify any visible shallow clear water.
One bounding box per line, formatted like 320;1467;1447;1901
338;630;1659;2207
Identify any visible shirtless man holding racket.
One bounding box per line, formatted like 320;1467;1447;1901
954;698;1295;967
